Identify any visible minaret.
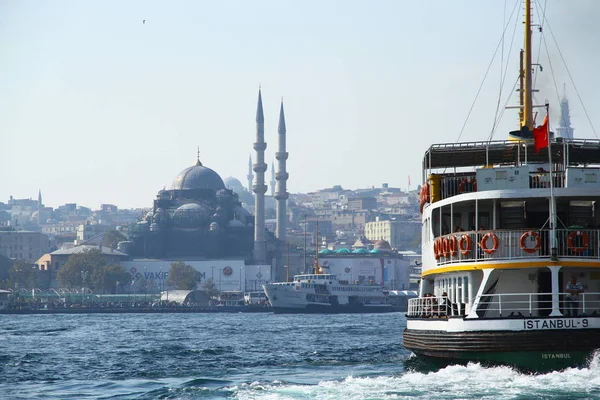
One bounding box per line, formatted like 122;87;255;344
253;89;268;263
37;189;42;225
247;154;254;192
270;162;276;196
556;85;574;140
275;99;289;243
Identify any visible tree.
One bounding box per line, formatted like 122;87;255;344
103;230;127;249
167;261;200;290
58;249;107;289
9;260;36;289
202;278;219;298
101;264;130;294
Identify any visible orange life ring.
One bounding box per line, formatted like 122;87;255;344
458;179;467;194
442;237;450;257
567;231;589;253
471;178;478;191
422;183;430;203
433;238;441;260
459;234;472;256
480;232;499;255
448;235;458;257
520;231;540;253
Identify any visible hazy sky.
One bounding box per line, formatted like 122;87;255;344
2;0;599;209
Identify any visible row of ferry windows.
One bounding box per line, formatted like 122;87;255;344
300;283;378;292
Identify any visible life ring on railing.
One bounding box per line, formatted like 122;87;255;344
433;238;441;260
422;182;430;203
458;179;468;194
441;237;450;257
448;235;458;257
480;232;499;255
567;231;589;253
459;234;472;256
519;231;541;254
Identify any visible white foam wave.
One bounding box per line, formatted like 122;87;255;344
234;352;600;399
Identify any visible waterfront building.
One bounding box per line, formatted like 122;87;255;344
0;230;51;262
364;218;421;250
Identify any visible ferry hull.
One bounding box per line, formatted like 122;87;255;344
272;303;397;314
403;327;600;371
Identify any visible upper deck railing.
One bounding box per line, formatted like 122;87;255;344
431;228;599;265
438;171;567;199
407;292;600;319
423;139;600;170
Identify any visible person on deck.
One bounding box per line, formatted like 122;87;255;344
565;274;584;317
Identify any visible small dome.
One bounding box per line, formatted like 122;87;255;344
171;161;225;191
336;248;351;254
172;203;209;227
319;249;335;255
224;176;245;192
369;248;381;253
374;240;392;251
353;248;369;254
227;219;245;228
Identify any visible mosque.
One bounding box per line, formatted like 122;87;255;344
124;89;289;269
125;153;257;259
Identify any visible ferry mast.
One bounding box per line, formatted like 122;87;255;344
522;0;534;130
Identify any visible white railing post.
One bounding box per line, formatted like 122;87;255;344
498;294;502;316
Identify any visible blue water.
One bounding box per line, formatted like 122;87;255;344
2;313;600;399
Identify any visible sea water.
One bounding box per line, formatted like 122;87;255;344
2;313;600;399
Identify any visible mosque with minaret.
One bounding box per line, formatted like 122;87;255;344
125;89;289;279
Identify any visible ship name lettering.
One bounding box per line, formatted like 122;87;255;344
541;353;571;359
523;318;588;330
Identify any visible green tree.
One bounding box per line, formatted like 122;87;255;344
57;249;106;289
101;264;130;294
103;229;127;249
8;260;36;289
167;261;200;290
202;278;219;298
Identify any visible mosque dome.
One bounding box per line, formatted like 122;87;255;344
336;248;351;254
224;176;245;192
172;203;209;227
171;160;225;191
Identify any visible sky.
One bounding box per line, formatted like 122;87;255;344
2;0;600;209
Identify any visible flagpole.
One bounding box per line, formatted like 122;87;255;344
545;103;558;260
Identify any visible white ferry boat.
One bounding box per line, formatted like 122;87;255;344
403;0;600;371
262;273;395;314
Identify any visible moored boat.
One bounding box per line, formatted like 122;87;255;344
263;273;396;314
403;0;600;372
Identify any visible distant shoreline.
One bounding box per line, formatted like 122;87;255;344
0;306;273;315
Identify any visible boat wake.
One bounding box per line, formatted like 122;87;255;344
228;352;600;399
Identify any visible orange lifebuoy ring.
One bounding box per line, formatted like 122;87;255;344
448;235;458;257
423;182;430;203
458;179;467;194
459;234;472;256
471;178;478;192
567;231;589;253
520;231;540;254
441;237;450;257
480;232;499;255
432;238;439;260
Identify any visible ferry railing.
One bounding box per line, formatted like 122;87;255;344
432;228;600;265
407;292;600;318
407;296;465;318
470;292;600;318
437;171;566;200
